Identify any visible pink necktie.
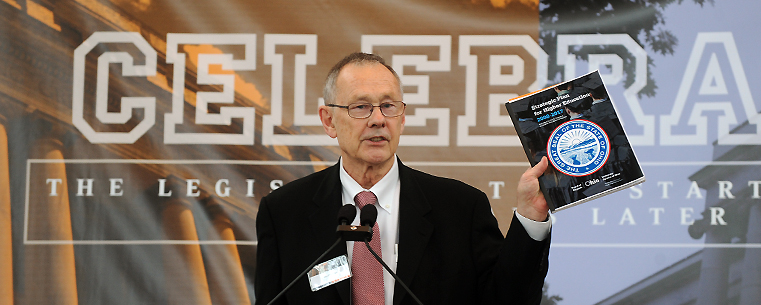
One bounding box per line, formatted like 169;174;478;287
352;191;385;305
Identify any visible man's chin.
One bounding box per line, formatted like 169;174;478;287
359;153;394;167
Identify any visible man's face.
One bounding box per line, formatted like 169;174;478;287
319;63;405;169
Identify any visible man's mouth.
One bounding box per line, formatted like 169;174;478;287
368;136;386;142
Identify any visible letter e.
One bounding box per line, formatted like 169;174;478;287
681;207;695;225
110;178;124;196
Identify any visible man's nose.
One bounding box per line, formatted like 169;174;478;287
367;106;386;126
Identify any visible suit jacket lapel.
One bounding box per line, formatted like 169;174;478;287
394;160;433;305
308;163;351;305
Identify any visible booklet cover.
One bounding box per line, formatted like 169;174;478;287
505;70;645;212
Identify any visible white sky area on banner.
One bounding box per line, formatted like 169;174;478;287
544;0;761;304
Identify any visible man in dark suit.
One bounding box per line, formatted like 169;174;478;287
255;52;551;305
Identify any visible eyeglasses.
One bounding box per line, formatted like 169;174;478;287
326;101;406;119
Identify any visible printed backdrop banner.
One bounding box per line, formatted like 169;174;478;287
0;0;759;304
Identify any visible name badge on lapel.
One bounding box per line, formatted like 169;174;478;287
307;255;351;291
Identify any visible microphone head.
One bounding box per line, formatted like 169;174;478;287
359;204;378;227
337;204;357;225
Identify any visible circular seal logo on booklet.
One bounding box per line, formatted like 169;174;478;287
547;119;610;177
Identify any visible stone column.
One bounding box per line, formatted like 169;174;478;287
161;179;212;305
0;113;14;304
23;136;78;305
204;197;250;305
695;225;731;305
740;203;761;305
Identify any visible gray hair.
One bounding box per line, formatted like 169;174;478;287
322;52;403;105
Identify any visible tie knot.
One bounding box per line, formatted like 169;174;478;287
354;191;377;209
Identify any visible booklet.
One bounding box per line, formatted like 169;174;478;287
505;70;645;212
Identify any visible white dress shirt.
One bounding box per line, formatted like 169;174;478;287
339;156;550;305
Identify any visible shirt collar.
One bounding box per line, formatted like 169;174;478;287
339;156;399;215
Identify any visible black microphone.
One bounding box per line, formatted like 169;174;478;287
266;206;353;305
337;204;372;241
360;204;378;226
337;204;357;225
359;204;425;305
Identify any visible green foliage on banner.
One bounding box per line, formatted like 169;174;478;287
541;283;564;305
540;0;715;98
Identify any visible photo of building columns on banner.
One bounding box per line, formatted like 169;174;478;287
23;159;338;245
550;161;761;246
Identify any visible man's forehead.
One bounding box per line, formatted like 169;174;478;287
336;63;401;100
337;62;396;82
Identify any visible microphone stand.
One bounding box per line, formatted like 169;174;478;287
266;237;343;305
363;240;424;305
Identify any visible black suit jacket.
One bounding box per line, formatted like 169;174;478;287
255;159;550;305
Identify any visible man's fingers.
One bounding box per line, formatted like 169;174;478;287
525;157;548;179
517;156;550;221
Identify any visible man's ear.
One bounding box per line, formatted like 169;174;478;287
319;105;338;138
